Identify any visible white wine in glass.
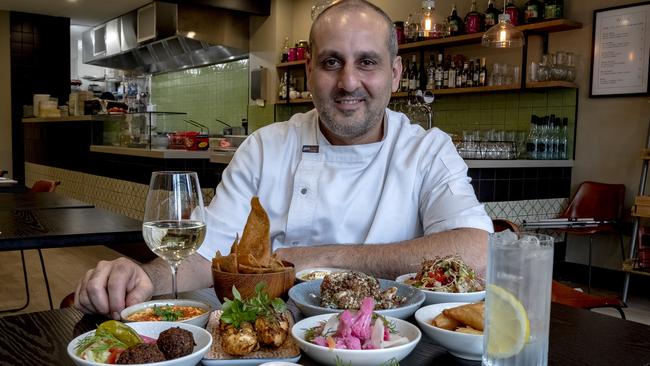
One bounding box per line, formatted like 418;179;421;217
143;171;206;299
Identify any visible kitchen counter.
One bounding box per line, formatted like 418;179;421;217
209;150;573;168
90;145;212;159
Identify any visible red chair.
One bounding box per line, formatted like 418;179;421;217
30;180;60;192
492;218;626;319
556;181;625;292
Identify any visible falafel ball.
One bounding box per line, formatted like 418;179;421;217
116;343;166;364
157;327;195;360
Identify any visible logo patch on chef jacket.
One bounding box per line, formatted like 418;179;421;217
302;145;319;153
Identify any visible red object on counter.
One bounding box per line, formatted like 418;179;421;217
167;132;209;150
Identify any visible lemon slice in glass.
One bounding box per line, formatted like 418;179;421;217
485;284;530;359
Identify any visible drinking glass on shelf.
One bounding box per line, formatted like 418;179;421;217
483;231;554;366
142;171;207;299
565;52;577;82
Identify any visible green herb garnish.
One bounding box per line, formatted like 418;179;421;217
153;305;184;321
220;282;286;328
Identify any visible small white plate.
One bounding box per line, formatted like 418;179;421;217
295;267;348;282
414;302;483;360
120;299;211;328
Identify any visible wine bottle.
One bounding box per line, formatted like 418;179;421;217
447;4;464;36
435;53;444;90
485;0;501;27
524;0;544;24
544;0;563;20
505;1;521;26
465;0;483;34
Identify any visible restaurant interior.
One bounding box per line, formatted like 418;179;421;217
1;0;650;365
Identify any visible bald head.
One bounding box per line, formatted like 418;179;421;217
309;0;398;62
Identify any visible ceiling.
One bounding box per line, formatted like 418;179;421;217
0;0;151;26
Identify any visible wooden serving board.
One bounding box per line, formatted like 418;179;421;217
203;310;300;361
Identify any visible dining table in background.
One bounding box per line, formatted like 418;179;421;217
0;192;143;312
1;288;649;366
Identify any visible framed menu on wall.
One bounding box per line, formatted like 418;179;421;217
590;2;650;97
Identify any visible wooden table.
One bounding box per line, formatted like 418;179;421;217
0;192;94;211
0;206;142;312
1;290;649;366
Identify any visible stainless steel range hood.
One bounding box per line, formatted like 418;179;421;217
82;1;253;74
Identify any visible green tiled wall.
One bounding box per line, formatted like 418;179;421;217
428;88;577;157
151;60;249;134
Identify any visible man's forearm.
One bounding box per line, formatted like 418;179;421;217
275;228;488;279
142;253;213;296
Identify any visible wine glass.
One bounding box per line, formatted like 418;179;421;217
142;171;206;299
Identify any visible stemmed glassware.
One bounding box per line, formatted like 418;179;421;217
142;171;206;299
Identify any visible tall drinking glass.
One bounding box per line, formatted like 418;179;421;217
482;231;554;366
142;171;206;299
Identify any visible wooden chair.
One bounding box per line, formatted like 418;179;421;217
492;218;626;319
30;180;60;193
555;181;626;292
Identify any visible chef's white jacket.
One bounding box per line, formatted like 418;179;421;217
197;108;492;259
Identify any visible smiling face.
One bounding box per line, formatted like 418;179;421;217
307;4;402;145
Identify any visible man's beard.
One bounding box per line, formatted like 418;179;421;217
316;90;384;140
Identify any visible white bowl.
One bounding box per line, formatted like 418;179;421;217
120;299;211;328
67;321;213;366
295;267;348;283
414;302;483;360
395;273;486;305
288;279;425;320
291;313;421;366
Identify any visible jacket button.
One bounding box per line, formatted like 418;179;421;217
300;188;308;195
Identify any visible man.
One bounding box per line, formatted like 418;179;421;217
75;0;492;319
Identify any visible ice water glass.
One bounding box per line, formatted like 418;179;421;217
483;231;554;366
142;171;207;298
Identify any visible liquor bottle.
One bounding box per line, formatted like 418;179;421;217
408;55;418;91
536;116;548;159
419;58;428;90
559;117;568;159
401;59;410;92
462;61;470;87
447;4;464;36
280;37;290;62
484;0;501;28
479;57;487;86
524;0;544;24
426;54;435;90
544;0;563;20
548;115;558;159
455;60;463;88
526;115;539;159
443;55;450;88
448;58;457;88
505;1;521;26
465;0;483;34
435;53;444;90
472;59;480;87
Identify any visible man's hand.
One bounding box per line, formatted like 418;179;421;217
74;257;154;319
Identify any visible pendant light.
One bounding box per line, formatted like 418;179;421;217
481;1;525;48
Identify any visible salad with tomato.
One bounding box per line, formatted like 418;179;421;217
405;255;484;293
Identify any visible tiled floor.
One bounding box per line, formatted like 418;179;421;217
1;246;649;327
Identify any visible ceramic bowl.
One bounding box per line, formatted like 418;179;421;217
395;273;486;305
67;321;212;366
291;313;421;366
288;279;425;320
414;302;483;360
120;299;211;328
212;262;295;302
